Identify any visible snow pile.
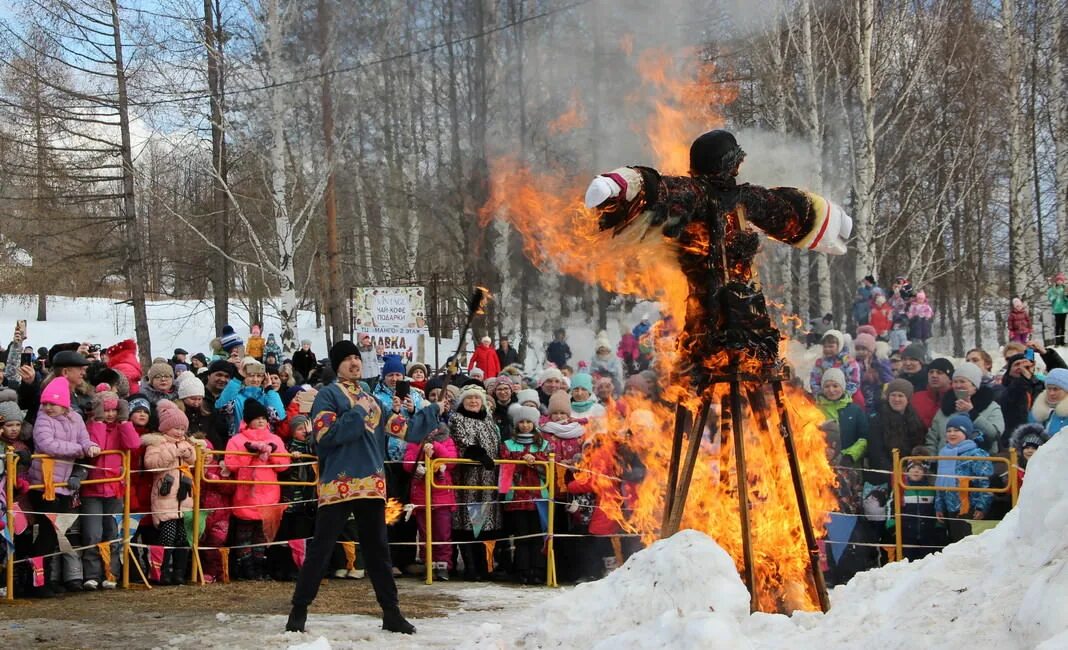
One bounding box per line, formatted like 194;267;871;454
475;434;1068;649
473;529;753;649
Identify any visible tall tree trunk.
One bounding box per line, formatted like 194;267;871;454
317;0;344;344
853;0;877;283
267;0;298;354
1054;4;1068;262
1005;0;1041;303
109;1;152;366
204;0;229;333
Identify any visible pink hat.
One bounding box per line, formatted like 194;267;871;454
855;333;877;352
41;377;72;409
1056;272;1066;283
156;399;188;434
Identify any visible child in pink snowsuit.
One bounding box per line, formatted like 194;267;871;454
1008;297;1033;344
403;418;456;581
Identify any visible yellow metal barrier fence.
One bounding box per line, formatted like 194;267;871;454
891;448;1018;560
191;447;319;585
4;448;131;601
424;454;557;587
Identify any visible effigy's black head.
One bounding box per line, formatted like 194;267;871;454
689;130;746;176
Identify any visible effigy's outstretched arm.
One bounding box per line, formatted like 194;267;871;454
736;185;852;256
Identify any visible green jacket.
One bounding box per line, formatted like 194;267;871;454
1049;284;1068;315
817;395;869;462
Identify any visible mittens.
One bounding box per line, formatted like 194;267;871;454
158;473;174;496
67;473;81;491
177;475;193;501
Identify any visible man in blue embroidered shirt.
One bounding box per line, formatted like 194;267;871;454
287;340;438;635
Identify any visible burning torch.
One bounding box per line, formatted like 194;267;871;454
442;286;489;376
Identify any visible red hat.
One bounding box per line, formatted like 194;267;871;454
106;339;143;387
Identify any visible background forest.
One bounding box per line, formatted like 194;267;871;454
0;0;1063;363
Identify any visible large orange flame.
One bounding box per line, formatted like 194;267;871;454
479;48;836;613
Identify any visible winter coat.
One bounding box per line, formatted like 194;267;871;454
888;326;908;353
907;300;934;340
140;381;178;408
372;381;426;417
911;386;946;430
496;346;520;370
404;435;457;510
468;343;501;378
199;439;233;545
809;353;861;397
224;426;290;521
449;408;501;533
859;357;894;414
886;480;944;562
546;340;572;369
309;379;433;507
590;353;624;394
82;418;141;499
141;432;197;522
853;287;872;325
263;336;282;361
359;346;382;380
215;378;285;437
865;404;926;485
246;335;266;360
934;439;993;515
280;435;314;514
106;339;143;389
618;333;641;363
870;304;894;336
1048;284;1068;315
926;385;1004;453
1008;307;1032;338
816;395;869;462
567;437;645;535
180;401;225;451
1030;391;1068;436
292;349;318;382
499;437;551;511
29;410;94;496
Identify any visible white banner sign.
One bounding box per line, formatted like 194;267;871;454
351;287;428;335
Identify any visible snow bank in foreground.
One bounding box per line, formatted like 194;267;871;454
473;434;1068;650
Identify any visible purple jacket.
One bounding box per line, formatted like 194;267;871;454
30;411;94;496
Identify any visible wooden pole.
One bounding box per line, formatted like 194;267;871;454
661;401;689;535
730;379;758;613
665;400;712;536
771;380;831;613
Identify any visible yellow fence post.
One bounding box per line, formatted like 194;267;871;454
546;452;556;587
425;457;434;585
121;450;131;589
5;446;15;601
191;445;204;585
893;449;903;561
1010;447;1019;507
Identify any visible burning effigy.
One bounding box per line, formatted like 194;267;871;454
480;52;855;609
580;129;850;612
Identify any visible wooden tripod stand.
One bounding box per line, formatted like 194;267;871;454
659;364;831;614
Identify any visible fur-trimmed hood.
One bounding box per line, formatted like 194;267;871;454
1030;390;1068;423
140;432;166;447
1009;422;1050;456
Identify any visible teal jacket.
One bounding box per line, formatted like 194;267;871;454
1049;284;1068;315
